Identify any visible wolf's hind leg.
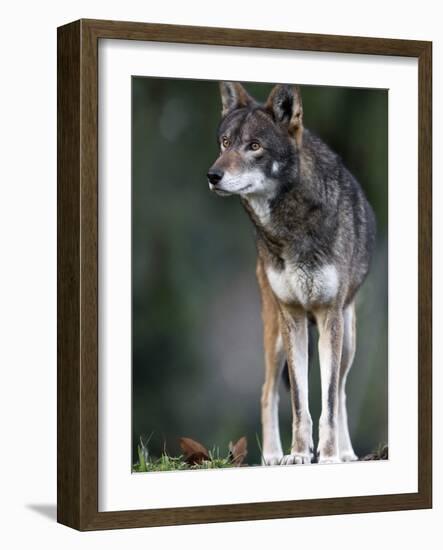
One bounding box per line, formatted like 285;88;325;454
257;260;284;465
317;307;344;463
338;302;358;462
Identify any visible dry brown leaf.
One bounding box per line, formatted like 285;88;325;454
228;436;248;466
179;437;210;465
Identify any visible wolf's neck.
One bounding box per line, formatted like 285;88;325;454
242;178;311;232
242;176;327;266
243;194;273;228
241;194;285;264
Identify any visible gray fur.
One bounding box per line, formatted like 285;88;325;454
208;82;376;464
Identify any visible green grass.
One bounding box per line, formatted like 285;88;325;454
132;439;237;473
132;435;389;472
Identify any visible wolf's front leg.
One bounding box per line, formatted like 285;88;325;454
280;309;313;465
258;260;284;466
316;308;344;463
261;331;284;465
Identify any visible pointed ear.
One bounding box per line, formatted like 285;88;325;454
266;84;303;145
219;82;253;116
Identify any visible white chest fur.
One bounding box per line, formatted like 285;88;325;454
266;262;339;307
246;195;272;226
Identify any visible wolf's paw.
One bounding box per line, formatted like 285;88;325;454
262;452;283;466
281;453;312;465
318;455;342;464
340;451;358;462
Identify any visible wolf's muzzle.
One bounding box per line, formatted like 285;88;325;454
207;169;224;186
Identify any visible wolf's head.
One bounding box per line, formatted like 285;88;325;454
207;82;303;198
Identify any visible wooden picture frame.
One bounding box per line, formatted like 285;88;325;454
57;19;432;530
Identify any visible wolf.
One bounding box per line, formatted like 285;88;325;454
207;82;376;465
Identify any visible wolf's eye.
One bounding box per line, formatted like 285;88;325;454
250;141;261;151
221;137;230;148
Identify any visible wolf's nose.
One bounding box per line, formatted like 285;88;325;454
207;169;224;186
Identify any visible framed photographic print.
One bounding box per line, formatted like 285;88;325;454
57;19;432;530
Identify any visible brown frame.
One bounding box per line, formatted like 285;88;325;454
57;18;432;530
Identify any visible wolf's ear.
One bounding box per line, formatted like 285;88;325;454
219;82;253;116
266;84;303;145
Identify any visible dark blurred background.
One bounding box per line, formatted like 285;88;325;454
132;78;388;466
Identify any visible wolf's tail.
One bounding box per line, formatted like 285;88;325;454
281;321;316;389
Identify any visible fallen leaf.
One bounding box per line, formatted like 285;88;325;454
179;437;210;465
228;436;247;466
362;444;389;461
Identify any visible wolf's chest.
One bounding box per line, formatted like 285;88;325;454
266;262;339;307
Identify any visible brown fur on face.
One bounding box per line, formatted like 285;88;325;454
213;149;244;175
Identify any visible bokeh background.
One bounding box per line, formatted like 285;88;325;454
132;77;388;467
